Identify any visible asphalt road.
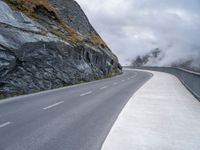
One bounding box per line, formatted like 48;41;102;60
0;70;151;150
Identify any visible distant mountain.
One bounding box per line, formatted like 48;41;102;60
0;0;122;97
131;48;200;72
131;48;164;67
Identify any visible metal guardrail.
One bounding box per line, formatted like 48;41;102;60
127;66;200;101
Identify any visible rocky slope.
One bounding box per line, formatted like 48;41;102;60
0;0;122;97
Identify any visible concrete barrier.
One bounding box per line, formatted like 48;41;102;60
128;67;200;101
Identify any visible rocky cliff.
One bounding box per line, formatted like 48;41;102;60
0;0;122;97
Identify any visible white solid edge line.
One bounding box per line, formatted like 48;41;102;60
0;122;11;128
0;73;124;104
80;91;92;97
43;101;64;110
0;69;135;105
100;86;108;90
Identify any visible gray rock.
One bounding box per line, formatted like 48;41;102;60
0;0;122;96
49;0;95;35
0;50;16;76
0;1;44;32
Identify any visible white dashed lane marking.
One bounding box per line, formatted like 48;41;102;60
0;122;11;128
43;101;64;110
80;91;93;97
100;86;108;90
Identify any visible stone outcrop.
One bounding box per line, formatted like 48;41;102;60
0;0;122;96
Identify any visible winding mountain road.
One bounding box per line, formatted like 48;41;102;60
0;70;151;150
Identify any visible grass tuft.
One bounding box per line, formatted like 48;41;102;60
89;33;108;48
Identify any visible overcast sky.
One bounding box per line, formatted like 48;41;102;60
76;0;200;66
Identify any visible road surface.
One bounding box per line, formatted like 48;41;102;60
103;70;200;150
0;70;151;150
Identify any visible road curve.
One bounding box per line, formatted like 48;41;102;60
103;70;200;150
0;70;151;150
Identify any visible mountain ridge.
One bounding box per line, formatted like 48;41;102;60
131;48;200;72
0;0;122;97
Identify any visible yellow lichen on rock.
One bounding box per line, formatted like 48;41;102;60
89;33;108;49
5;0;81;43
5;0;57;18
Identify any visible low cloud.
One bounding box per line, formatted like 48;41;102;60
76;0;200;66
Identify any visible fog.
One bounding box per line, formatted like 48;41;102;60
76;0;200;67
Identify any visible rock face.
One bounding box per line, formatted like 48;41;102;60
0;0;122;96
